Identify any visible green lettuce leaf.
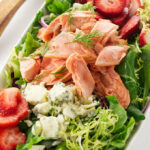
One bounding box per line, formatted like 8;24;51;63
110;117;135;149
23;32;40;57
106;96;127;131
141;44;150;97
116;48;139;100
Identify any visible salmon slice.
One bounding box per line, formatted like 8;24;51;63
37;27;46;40
61;11;96;32
66;53;95;99
43;15;62;41
91;19;119;45
20;57;41;82
34;68;71;86
43;11;96;41
90;65;130;109
47;32;97;63
96;45;129;67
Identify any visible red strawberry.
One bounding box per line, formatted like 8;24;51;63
139;28;150;47
0;88;21;116
75;0;87;4
111;7;129;26
95;13;104;20
120;15;140;39
0;127;26;150
128;0;143;17
94;0;126;17
126;0;131;8
0;97;28;127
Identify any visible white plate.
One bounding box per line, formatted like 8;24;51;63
0;1;149;150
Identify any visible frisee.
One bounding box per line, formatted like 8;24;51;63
66;30;103;48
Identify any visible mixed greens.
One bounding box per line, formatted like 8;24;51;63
1;0;150;150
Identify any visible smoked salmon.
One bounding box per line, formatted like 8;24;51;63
66;53;95;99
90;65;130;109
96;45;129;66
20;57;41;82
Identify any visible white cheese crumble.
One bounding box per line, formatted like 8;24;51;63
32;121;42;136
40;116;59;139
33;102;51;115
24;83;48;105
48;82;76;103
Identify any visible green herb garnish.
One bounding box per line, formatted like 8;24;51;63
66;30;102;48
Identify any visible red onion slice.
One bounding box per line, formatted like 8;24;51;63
40;15;50;28
142;98;150;113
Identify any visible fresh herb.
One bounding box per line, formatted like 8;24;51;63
34;65;68;81
66;30;102;48
67;12;74;27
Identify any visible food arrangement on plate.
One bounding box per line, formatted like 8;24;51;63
0;0;150;150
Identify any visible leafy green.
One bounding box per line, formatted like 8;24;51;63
66;30;103;48
23;32;40;57
46;0;72;14
127;104;145;122
116;49;140;100
110;117;135;149
17;131;43;150
2;66;12;87
64;107;118;150
141;44;150;97
106;96;127;131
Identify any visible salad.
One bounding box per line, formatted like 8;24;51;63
0;0;150;150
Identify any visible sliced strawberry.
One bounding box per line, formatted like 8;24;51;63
95;13;104;20
139;28;150;47
75;0;87;4
0;88;21;116
129;0;143;17
111;7;129;26
0;98;28;127
120;15;140;39
94;0;126;17
0;127;26;150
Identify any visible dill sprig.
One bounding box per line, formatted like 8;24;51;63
80;2;96;14
34;65;68;81
66;30;103;48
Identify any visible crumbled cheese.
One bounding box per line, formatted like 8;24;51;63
40;116;59;139
29;145;45;150
32;121;42;136
48;82;76;102
33;102;51;115
24;83;48;105
62;103;76;119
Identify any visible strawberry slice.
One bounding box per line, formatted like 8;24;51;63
128;0;143;17
0;88;21;116
120;15;140;39
139;28;150;47
0;97;28;127
111;7;129;26
0;127;26;150
94;0;126;17
75;0;87;4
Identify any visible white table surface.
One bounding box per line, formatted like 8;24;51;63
0;1;149;150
